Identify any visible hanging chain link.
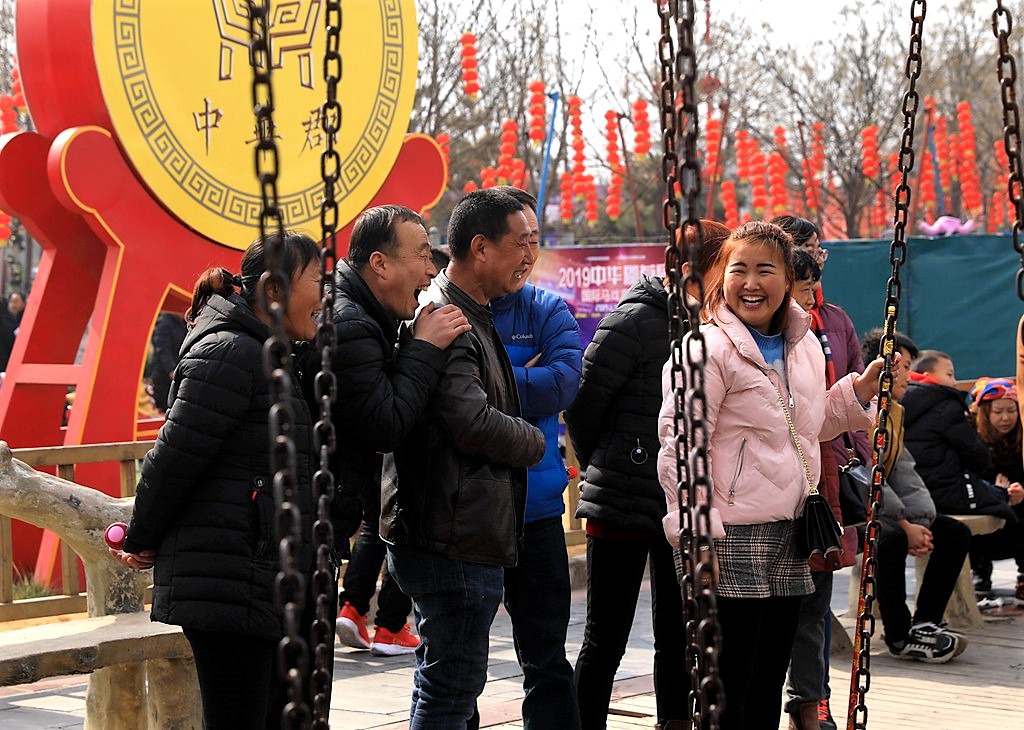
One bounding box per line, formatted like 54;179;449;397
308;2;342;728
248;3;310;727
847;3;926;729
660;1;723;727
993;1;1024;300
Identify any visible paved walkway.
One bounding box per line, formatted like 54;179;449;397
0;557;1020;729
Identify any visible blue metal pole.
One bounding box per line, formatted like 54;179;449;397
536;90;561;243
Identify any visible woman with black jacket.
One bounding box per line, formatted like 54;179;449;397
564;220;729;730
110;231;322;729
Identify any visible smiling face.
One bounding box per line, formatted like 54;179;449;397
793;275;817;312
281;260;323;341
723;240;789;334
520;205;540;281
481;210;535;299
892;345;913;399
375;219;436;320
987;398;1020;436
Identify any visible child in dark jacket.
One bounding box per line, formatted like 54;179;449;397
900;350;1020;523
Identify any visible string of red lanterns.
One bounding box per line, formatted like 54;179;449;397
460;33;479;101
528;80;546;145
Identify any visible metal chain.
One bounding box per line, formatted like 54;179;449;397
993;1;1024;300
248;3;310;728
660;1;723;727
308;2;342;727
847;3;926;729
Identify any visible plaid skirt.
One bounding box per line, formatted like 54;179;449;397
716;520;812;599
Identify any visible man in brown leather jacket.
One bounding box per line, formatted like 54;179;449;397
382;188;545;728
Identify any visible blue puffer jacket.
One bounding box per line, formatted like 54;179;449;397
493;283;583;523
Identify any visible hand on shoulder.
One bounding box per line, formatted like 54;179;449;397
413;302;472;349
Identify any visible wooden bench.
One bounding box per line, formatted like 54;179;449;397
914;513;1004;629
848;513;1004;629
0;611;191;685
0;611;201;728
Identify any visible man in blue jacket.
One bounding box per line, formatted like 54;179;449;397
492;186;583;730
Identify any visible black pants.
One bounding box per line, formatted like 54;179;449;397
504;516;581;730
969;502;1024;577
183;627;277;729
338;486;412;632
574;533;689;729
717;594;802;730
876;514;971;645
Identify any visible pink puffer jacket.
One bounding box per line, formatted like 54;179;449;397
658;300;874;544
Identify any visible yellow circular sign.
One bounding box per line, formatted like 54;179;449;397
91;0;418;249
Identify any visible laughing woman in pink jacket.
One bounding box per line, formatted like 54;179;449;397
656;221;882;730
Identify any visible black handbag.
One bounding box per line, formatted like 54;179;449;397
838;435;871;525
774;384;843;560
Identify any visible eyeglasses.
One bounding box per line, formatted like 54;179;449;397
797;244;829;263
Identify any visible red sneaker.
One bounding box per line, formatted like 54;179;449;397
336;602;370;650
370;624;420;656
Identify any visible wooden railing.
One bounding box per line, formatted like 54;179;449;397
0;440;154;622
2;434;587;622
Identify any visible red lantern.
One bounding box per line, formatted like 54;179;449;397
567;96;587;198
768;152;788;214
720;180;740;229
704;116;721;181
460;32;480;100
480;166;498;189
511;158;527;189
749;148;767;212
463;180;478;194
631;99;650;157
528;80;547;145
497;119;519;182
559;171;574;224
861;126;880;180
436;133;451;173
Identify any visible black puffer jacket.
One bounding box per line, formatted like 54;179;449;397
124;293;315;640
380;271;545;566
565;275;677;533
902;380;1015;520
305;261;446;538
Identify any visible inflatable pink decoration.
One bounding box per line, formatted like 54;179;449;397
919;216;977;236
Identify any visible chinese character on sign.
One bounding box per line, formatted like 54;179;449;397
300;108;325;154
245;117;283;146
193;98;223;155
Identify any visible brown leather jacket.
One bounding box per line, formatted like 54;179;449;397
380;271;545;566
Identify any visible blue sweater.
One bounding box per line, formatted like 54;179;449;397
493;283;583;522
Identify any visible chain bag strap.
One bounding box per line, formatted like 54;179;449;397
772;380;842;560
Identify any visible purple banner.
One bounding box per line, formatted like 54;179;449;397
531;244;666;348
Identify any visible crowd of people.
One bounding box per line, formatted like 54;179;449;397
102;198;1023;730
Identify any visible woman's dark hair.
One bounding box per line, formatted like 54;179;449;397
770;215;820;246
972;400;1022;465
677;219;731;277
792;248;821;282
703;220;794;333
186;230;320;325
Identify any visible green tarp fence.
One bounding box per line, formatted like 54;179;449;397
821;234;1024;380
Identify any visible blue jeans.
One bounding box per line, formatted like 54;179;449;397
504;517;581;730
388;544;504;729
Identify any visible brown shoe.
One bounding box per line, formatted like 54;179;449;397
787;702;819;730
